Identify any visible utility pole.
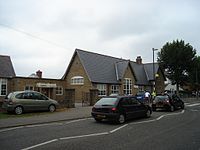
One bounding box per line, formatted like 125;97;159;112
152;48;158;93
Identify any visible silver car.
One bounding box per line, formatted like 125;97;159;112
2;91;59;115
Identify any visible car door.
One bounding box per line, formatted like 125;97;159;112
119;98;135;119
33;92;50;110
129;97;147;117
20;92;37;111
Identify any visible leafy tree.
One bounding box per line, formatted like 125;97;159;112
158;39;196;95
188;56;200;91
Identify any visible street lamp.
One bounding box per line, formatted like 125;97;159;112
152;48;158;93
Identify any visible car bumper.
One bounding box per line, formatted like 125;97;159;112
91;112;119;121
2;103;15;112
152;104;170;110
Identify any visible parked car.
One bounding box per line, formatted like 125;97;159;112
135;91;151;105
135;91;145;102
2;91;59;115
152;94;184;112
91;96;152;124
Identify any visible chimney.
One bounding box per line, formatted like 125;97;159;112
136;56;142;64
36;70;42;78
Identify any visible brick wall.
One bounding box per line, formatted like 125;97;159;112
65;54;93;102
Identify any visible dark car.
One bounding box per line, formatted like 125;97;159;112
135;91;145;102
135;91;151;105
2;91;59;115
152;94;184;112
91;96;152;124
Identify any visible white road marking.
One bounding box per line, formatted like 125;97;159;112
190;109;199;112
130;119;157;125
21;110;185;150
0;126;24;133
27;122;63;128
185;103;190;105
60;132;109;140
109;124;128;133
21;139;58;150
0;118;92;133
186;103;200;107
64;118;91;124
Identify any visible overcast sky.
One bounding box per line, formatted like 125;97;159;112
0;0;199;78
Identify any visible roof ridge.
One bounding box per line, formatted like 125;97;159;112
75;48;129;61
0;55;11;57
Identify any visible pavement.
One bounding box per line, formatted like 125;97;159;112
0;103;93;129
0;98;199;130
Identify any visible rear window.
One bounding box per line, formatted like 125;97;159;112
95;97;118;106
155;95;168;101
5;93;13;99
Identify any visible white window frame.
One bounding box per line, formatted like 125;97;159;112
71;76;84;85
123;78;132;95
0;79;7;96
24;85;34;91
56;86;63;95
111;85;119;94
97;84;107;96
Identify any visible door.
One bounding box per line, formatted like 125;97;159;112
120;97;138;119
129;97;147;117
18;92;37;111
33;92;50;110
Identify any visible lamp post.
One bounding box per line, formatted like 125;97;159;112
152;48;158;93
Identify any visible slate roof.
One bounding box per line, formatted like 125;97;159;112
0;55;16;78
130;62;151;85
64;49;161;85
76;49;128;84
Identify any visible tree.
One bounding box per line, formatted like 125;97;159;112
188;56;200;91
158;39;196;95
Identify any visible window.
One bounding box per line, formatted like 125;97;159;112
111;85;119;94
71;76;84;85
56;86;63;95
123;78;132;95
24;85;34;91
33;92;48;100
130;97;140;105
97;84;106;96
0;79;7;96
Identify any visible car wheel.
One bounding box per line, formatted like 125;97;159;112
95;118;102;122
15;106;23;115
170;105;175;112
49;105;56;112
146;109;151;118
181;104;185;109
117;114;126;124
152;107;156;111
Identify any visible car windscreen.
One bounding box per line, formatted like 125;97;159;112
95;97;118;106
155;95;168;101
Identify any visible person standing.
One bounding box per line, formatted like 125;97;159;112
144;90;151;105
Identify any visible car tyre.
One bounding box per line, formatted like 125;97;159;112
152;107;156;111
146;109;151;118
49;105;56;112
94;118;102;122
15;106;23;115
170;105;175;112
117;114;126;124
180;104;185;109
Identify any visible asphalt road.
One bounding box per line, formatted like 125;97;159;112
0;103;200;150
